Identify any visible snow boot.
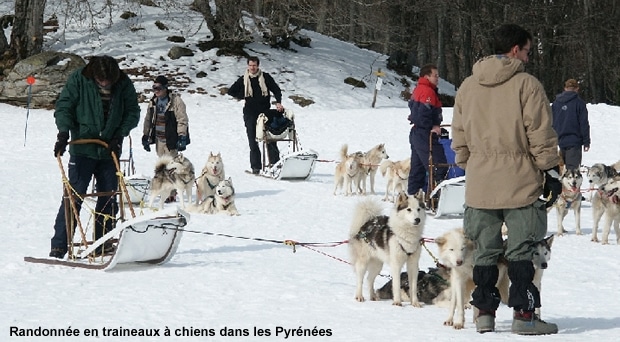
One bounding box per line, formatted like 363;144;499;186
512;310;558;335
476;310;495;333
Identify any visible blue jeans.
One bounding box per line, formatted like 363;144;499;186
50;155;118;251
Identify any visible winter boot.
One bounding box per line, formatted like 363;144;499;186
476;310;495;333
512;310;558;335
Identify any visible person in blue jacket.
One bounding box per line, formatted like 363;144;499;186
551;78;590;170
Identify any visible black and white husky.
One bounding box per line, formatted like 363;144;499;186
348;190;426;307
192;177;239;216
147;153;195;209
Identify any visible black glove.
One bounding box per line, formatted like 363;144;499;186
54;132;69;157
177;135;187;151
107;136;123;157
543;166;562;208
142;135;151;152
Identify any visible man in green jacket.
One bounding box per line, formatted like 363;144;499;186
49;55;140;259
451;24;561;335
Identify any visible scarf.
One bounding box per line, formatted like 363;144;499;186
244;69;268;98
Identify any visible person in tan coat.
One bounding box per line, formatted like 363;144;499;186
451;24;561;335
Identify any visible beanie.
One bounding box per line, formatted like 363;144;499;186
154;75;169;88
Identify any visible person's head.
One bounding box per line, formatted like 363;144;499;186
83;55;121;89
493;24;533;63
420;64;439;86
153;75;169;98
247;56;260;74
564;78;579;92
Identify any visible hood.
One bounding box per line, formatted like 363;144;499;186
471;55;525;86
554;90;578;104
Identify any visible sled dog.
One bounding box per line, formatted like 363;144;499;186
435;228;481;329
587;161;620;242
334;144;364;196
192;177;239;216
349;190;426;307
436;228;553;329
380;158;411;202
375;267;450;305
148;153;195;209
195;152;226;204
357;143;389;195
597;176;620;244
553;168;583;236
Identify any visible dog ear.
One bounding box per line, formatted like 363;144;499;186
545;234;554;247
434;236;445;246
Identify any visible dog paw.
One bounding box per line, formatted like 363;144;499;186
576;230;582;235
591;237;599;242
355;296;365;302
391;301;403;306
602;240;609;245
453;323;465;330
443;320;454;326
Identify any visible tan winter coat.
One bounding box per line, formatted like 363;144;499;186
451;55;560;209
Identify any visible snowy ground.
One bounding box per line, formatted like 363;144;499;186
2;2;620;341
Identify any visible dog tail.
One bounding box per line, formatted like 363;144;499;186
339;144;349;162
349;199;383;238
613;160;620;174
379;160;394;177
154;155;174;173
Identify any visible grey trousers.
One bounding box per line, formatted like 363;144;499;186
463;199;547;266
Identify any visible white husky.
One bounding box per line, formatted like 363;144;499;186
380;158;411;202
358;143;390;195
333;144;364;196
195;152;226;204
348;191;426;307
147;153;195;209
587;161;620;242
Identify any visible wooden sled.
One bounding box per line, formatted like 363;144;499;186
24;139;190;270
256;109;318;180
427;126;466;217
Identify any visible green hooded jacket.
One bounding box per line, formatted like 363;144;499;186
54;66;140;159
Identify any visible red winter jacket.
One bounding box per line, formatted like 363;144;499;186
408;77;442;129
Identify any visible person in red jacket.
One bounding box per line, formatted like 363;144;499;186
407;64;447;198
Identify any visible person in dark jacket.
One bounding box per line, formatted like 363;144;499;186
227;56;283;174
551;78;590;170
49;55;140;259
407;64;448;197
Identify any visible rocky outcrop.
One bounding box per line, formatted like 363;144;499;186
0;51;85;108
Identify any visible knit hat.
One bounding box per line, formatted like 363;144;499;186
154;75;169;88
564;79;579;89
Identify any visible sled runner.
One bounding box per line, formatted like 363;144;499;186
255;109;318;180
24;139;190;270
427;127;466;217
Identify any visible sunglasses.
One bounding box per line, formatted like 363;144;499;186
152;85;164;91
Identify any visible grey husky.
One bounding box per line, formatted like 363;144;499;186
553;168;583;236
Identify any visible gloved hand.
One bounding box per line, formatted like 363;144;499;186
177;135;187;151
142;135;151;152
54;132;69;157
107;136;123;157
543;166;562;208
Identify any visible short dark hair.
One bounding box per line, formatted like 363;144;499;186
83;55;121;84
247;56;260;66
493;24;533;54
419;64;437;77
